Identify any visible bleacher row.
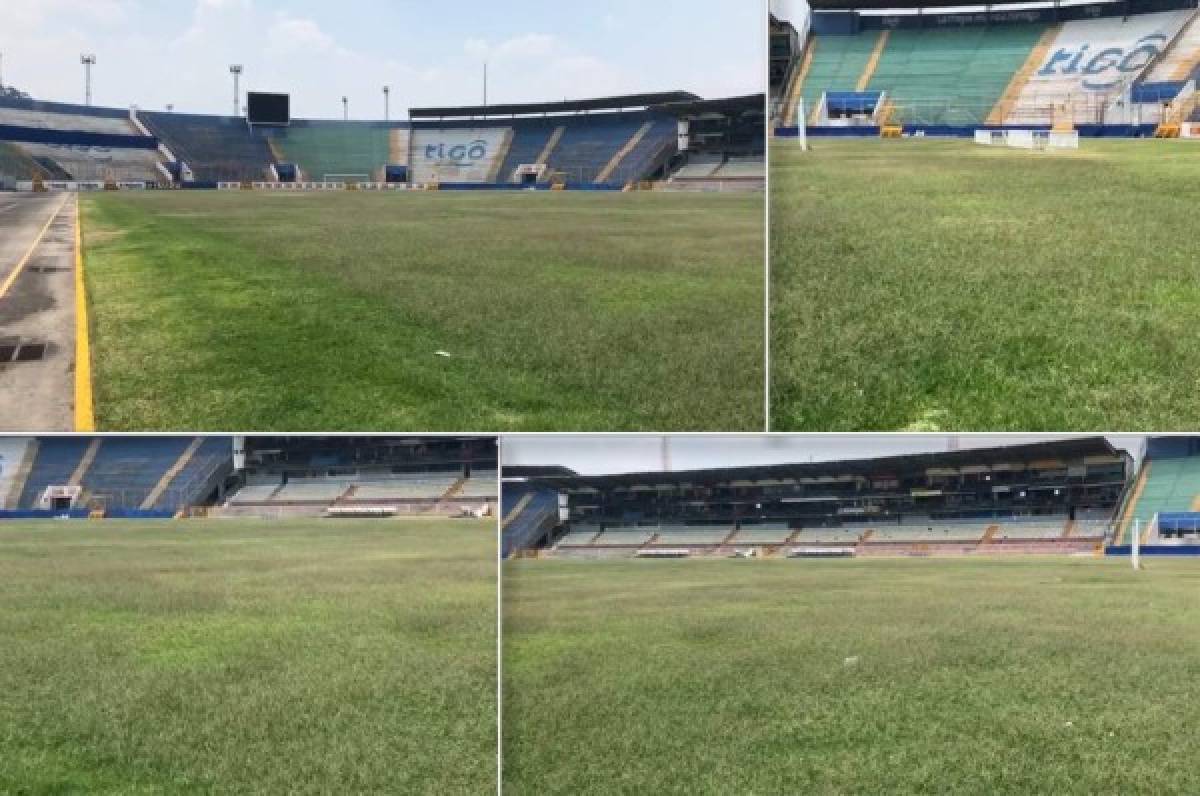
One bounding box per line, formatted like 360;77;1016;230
778;5;1200;129
0;436;229;513
228;469;496;506
556;517;1110;553
0;96;683;187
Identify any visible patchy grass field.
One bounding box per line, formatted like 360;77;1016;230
504;555;1200;793
81;191;763;431
0;519;495;794
771;138;1200;430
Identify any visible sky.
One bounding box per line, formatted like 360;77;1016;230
502;434;1150;475
2;0;763;119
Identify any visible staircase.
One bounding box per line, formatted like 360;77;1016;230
440;477;466;501
595;121;654;185
140;437;204;510
987;24;1062;125
782;38;817;127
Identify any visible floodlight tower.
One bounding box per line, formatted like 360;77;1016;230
383;85;390;121
80;54;96;106
342;96;348;121
229;64;243;117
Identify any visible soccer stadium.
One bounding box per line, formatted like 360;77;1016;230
503;434;1200;791
0;5;764;432
0;434;496;792
770;0;1200;431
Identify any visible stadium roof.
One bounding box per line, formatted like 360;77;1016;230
529;437;1123;490
409;91;700;119
650;94;764;117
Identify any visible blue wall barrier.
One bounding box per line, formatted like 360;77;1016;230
0;123;158;150
773;124;1159;139
0;508;174;519
1105;545;1200;556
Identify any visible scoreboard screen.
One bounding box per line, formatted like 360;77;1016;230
247;92;290;126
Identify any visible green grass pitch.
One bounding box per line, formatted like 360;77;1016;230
81;191;763;431
504;556;1200;793
771;138;1200;431
0;519;495;794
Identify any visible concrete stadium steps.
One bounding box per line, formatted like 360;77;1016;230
867;24;1049;126
1146;10;1200;81
801;33;881;124
730;527;792;545
0;104;139;135
781;36;817;126
544;115;655;185
148;436;231;512
493;120;559;183
142;111;275;182
1007;10;1193;125
458;471;497;499
18;437;90;507
0;142;48;180
0;438;33;509
268;122;395;180
12;142;162;182
987;24;1063;124
501;489;560;557
81;437;194;509
645;527;733;546
1124;456;1200;536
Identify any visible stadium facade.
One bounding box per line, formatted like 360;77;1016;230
0;436;496;519
0;90;764;191
772;0;1200;137
504;438;1153;558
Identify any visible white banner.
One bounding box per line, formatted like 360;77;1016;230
409;128;509;183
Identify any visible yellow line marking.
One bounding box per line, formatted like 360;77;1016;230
74;193;95;432
857;29;890;91
0;192;70;299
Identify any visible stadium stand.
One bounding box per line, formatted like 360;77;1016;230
267;121;396;182
502;486;560;557
11;437;231;514
140;111;275;182
510;437;1128;558
778;0;1200;133
1117;438;1200;544
12;142;162;181
0;438;34;509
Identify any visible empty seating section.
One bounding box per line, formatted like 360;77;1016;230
868;25;1048;125
352;472;460;500
869;523;987;542
0;104;136;135
18;438;90;507
713;156;764;178
1073;519;1111;538
271;123;393;181
1128;455;1200;531
459;471;497;498
651;526;731;544
495;119;557;182
150;437;231;511
1010;11;1191;124
796;528;863;544
557;526;603;546
673;154;723;179
604;116;677;186
0;142;42;179
274;479;352;502
801;34;880;120
991;519;1067;540
0;438;32;509
1147;12;1200;81
501;490;559;557
82;437;193;509
591;527;655;546
230;483;280;503
142;111;274;181
15;142;161;181
732;527;792;544
544;115;647;184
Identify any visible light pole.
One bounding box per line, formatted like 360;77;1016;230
382;85;390;122
342;96;348;121
229;64;243;117
166;103;174;113
80;54;96;106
